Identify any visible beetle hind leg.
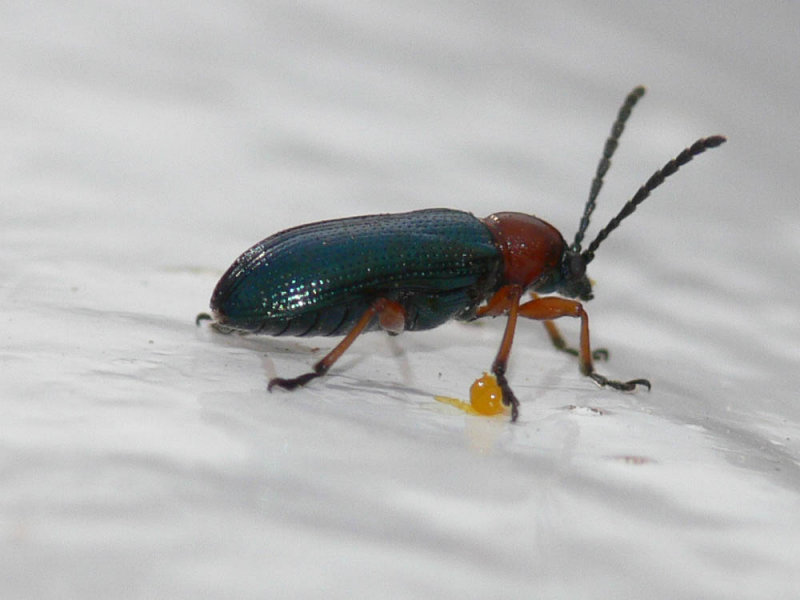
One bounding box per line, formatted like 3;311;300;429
268;298;407;392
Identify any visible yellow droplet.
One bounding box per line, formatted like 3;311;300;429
469;373;504;415
433;394;475;414
434;373;506;417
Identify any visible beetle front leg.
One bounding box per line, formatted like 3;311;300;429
481;285;524;421
268;298;406;391
517;296;650;392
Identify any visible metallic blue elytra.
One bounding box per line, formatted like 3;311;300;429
210;209;502;336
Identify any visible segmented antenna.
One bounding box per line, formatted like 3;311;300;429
572;86;646;253
581;135;727;265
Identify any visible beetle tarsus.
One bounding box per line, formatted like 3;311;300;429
195;312;237;334
494;370;520;422
268;372;317;391
589;372;651;392
269;362;328;391
556;345;609;361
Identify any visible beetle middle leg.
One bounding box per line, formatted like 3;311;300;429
542;314;609;361
528;293;608;360
517;296;650;392
268;298;406;391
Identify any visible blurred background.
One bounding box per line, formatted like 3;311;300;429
2;2;799;598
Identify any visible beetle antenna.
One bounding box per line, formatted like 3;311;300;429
572;86;646;253
581;135;727;265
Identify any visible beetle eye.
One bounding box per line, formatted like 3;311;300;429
557;251;592;300
569;252;586;279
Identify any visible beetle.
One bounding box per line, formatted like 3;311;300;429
199;86;725;421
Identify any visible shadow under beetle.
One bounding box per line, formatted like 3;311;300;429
198;86;725;422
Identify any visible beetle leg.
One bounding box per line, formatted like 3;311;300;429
195;312;238;335
517;296;650;392
481;285;524;422
476;284;520;317
268;298;407;391
530;294;608;360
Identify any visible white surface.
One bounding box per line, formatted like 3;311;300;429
3;2;800;599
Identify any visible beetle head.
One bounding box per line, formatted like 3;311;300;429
557;250;593;301
529;246;592;301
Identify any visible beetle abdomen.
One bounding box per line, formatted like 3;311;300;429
210;208;501;336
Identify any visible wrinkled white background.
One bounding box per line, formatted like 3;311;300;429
3;2;800;598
